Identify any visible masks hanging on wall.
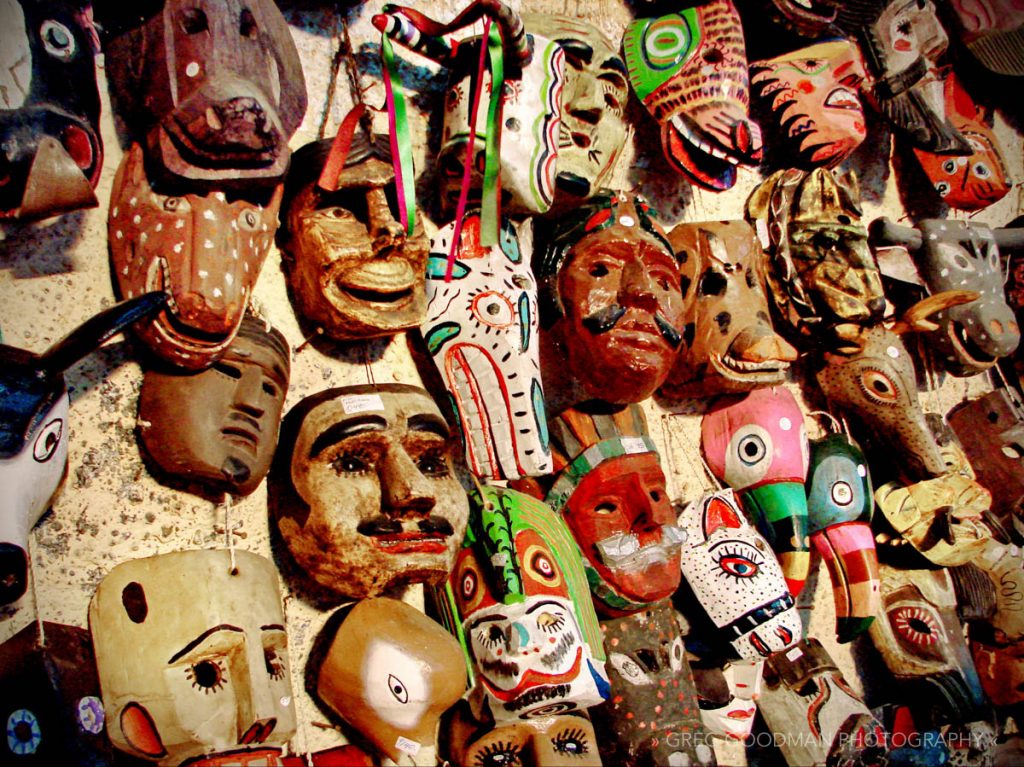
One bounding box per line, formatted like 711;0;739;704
622;0;762;191
0;292;166;606
0;0;102;220
270;384;469;599
315;598;467;764
89;549;297;765
137;314;290;497
701;387;811;595
104;0;307;190
421;213;551;481
535;192;685;404
279;134;429;340
944;0;1024;76
109;143;282;371
661;219;797;398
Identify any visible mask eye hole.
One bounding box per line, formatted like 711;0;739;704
737;434;767;466
33;419;64;462
239;8;257;38
40;20;76;61
180;8;209;35
860;370;899;403
831;481;853;506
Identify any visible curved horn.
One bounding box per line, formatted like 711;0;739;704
891;289;980;335
869;217;922;251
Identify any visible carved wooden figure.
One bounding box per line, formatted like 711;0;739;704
104;0;306;190
270;384;470;599
421;213;551;481
137;314;290;497
622;0;762;191
945;0;1024;76
0;292;165;606
89;549;297;766
661;220;797;398
315;598;467;763
701;387;811;595
693;659;762;741
110;143;282;371
0;0;102;220
535;192;685;404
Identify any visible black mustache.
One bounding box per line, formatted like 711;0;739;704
356;516;455;536
581;303;683;348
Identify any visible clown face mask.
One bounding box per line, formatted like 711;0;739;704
280;136;429;340
104;0;306;189
271;384;469;599
316;598;467;763
109;143;282;371
0;0;102;220
750;40;868;169
535;193;685;404
662;220;797;398
422;214;550;481
89;549;297;765
138;315;290;497
442;486;609;722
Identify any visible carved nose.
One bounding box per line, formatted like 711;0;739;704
731;328;798;363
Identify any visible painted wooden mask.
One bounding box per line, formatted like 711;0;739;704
0;292;165;606
422;213;550;481
137;314;290;497
945;0;1024;75
675;490;801;662
0;0;102;220
109;143;282;371
545;403;684;615
441;485;609;723
316;598;467;763
622;0;762;191
89;549;297;765
535;192;685;404
104;0;306;189
661;220;797;398
280;135;428;340
270;384;469;599
694;659;762;741
971;637;1024;709
701;387;811;595
749;40;868;169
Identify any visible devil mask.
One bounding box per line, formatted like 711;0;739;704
622;0;762;191
0;0;102;220
422;213;551;481
441;485;609;722
535;192;685;405
316;598;467;763
270;384;469;599
661;219;797;398
750;40;868;170
280;134;429;341
138;314;289;497
0;292;165;606
104;0;306;189
89;549;297;765
110;143;282;371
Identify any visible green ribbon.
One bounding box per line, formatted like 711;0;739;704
381;33;416;237
480;23;504;247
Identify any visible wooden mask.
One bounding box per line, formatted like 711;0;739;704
749;40;868;169
0;292;165;606
545;403;684;615
945;0;1024;75
280;136;429;340
701;387;811;595
316;598;467;763
622;0;762;191
109;143;282;371
806;433;880;642
693;659;762;741
971;539;1024;644
441;485;609;723
675;490;801;662
0;0;102;220
661;220;797;398
137;314;290;497
104;0;306;190
971;636;1024;708
270;384;469;599
746;168;886;343
422;214;550;481
535;192;685;404
89;549;297;765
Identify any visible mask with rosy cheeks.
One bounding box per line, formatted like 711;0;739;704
88;550;297;766
750;40;868;169
280;136;429;340
109;143;282;371
270;384;469;599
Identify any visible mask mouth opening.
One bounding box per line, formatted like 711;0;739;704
0;543;29;605
949;320;998;367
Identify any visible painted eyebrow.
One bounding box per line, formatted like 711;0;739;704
309;415;388;457
407;413;450;438
600;57;629;77
470;614;510;629
525;599;565;615
261;623;286;631
168;624;243;664
557;39;594;63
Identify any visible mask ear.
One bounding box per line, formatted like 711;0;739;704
119;702;166;759
703;494;742;537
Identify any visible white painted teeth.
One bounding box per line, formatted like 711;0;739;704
670;116;741;165
717;353;786;372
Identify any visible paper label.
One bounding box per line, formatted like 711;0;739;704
785;647;804;662
340;394;385;414
395;736;421;756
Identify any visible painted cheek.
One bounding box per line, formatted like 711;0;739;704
798;80;814;94
894;39;912;51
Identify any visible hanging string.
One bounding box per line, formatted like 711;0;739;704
318;10;350;141
994;361;1024;416
361;345;377;386
665;411;721;493
27;533;45;648
222;493;238;575
807;409;842;436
